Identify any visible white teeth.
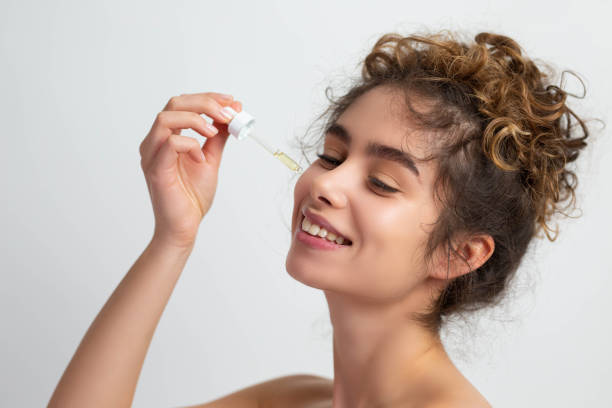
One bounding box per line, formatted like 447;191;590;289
301;216;349;245
302;217;312;230
308;224;320;235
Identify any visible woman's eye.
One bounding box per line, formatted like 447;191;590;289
368;177;399;193
315;153;400;194
316;153;342;167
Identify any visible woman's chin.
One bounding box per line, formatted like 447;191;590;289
285;255;330;290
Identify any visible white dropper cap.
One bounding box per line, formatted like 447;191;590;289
222;106;255;141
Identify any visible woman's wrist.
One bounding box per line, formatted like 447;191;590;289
151;232;197;254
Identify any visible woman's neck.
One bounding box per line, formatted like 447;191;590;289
324;286;450;408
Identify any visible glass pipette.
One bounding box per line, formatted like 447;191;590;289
222;106;303;173
249;131;302;173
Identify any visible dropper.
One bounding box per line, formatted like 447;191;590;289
222;106;302;173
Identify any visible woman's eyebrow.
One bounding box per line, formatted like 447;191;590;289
325;122;421;177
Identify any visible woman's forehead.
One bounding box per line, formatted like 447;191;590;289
332;87;431;156
343;86;406;122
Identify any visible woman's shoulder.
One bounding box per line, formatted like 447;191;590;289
427;393;491;408
184;374;333;408
426;391;492;408
256;373;490;408
418;350;492;408
257;374;333;408
184;372;490;408
422;368;492;408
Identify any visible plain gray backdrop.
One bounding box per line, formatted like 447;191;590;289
1;0;610;407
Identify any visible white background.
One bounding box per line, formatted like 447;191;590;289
1;1;610;407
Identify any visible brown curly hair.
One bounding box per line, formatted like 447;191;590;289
297;30;592;333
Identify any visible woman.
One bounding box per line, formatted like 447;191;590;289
48;30;590;407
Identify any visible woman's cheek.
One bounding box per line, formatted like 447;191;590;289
294;165;318;201
292;169;313;229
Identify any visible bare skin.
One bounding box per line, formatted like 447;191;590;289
186;371;488;408
48;88;493;408
284;85;494;407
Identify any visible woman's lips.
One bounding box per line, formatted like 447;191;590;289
302;208;352;244
296;212;352;250
296;228;350;250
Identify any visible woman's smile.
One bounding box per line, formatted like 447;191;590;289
295;210;353;250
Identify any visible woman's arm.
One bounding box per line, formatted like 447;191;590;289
48;91;241;407
47;237;194;408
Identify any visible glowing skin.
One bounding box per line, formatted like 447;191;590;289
285;85;492;407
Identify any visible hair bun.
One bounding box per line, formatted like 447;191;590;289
472;38;589;239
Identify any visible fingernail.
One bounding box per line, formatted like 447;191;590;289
206;123;218;134
219;93;233;101
220;106;236;122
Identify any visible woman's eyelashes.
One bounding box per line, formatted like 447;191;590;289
316;153;400;193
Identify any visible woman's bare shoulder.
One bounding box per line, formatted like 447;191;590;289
257;374;333;408
423;353;492;408
183;374;333;408
427;393;492;408
424;373;492;408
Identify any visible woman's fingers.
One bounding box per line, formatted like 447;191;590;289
140;92;241;170
147;134;204;177
201;99;243;167
164;92;235;116
140;111;216;169
230;99;242;113
163;92;239;126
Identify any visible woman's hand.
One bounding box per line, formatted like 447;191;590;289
139;92;242;248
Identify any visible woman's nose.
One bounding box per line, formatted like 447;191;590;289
309;166;350;208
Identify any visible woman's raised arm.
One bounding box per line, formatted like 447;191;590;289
48;238;193;407
48;92;242;408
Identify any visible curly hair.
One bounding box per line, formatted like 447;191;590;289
297;30;592;333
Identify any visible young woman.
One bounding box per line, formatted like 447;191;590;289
48;30;590;408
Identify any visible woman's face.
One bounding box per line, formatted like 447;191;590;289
285;86;443;303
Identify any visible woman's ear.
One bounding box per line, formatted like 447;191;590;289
429;234;495;281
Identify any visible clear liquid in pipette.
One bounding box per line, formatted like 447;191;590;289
273;150;302;173
249;131;302;173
